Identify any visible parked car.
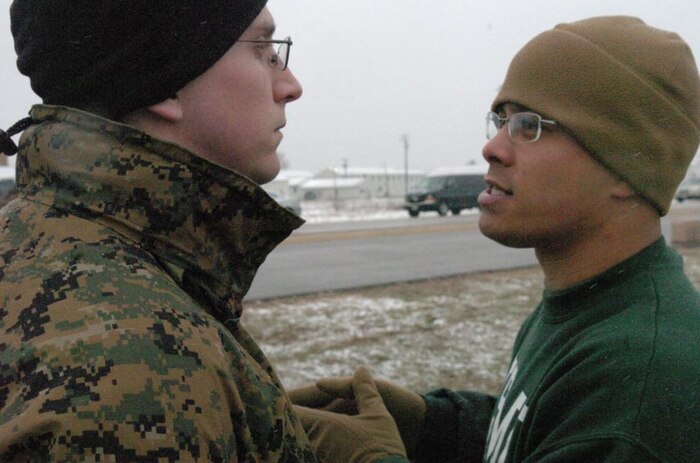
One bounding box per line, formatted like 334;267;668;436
0;170;16;209
0;178;14;196
404;165;487;217
267;191;302;216
676;177;700;202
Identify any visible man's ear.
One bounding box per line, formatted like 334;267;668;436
610;179;637;200
146;97;183;122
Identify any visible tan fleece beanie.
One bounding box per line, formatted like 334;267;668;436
492;16;700;215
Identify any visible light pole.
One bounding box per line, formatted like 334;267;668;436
332;167;338;211
401;134;409;196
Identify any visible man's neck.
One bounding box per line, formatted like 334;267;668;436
536;207;662;290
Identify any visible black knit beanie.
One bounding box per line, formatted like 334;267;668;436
10;0;268;119
492;16;700;216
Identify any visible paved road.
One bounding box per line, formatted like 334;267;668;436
245;213;526;300
244;202;700;301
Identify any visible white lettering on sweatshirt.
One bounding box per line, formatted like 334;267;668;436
485;357;530;463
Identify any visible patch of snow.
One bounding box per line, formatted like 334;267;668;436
300;198;478;223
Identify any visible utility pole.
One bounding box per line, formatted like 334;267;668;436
401;134;409;196
332;167;339;211
383;162;390;198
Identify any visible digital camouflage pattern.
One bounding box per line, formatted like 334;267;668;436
0;105;317;462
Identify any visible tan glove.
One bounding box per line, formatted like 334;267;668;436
288;383;357;415
294;367;407;463
315;373;427;457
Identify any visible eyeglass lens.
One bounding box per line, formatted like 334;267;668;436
486;112;543;144
277;37;290;70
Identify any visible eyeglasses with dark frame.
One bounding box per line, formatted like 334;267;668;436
486;111;557;144
238;36;292;71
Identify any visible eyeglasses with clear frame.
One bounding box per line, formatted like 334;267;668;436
238;36;292;71
486;111;557;144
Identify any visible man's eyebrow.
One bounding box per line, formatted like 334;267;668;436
502;102;529;114
249;21;276;38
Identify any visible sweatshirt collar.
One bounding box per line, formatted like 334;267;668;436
541;237;676;322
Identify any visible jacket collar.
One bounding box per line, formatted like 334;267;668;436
17;105;304;320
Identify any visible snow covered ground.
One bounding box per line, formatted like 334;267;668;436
299;198;479;224
299;198;408;223
244;266;541;394
245;246;700;394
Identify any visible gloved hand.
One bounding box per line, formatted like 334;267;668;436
294;367;408;463
287;383;336;408
288;382;357;415
301;372;427;457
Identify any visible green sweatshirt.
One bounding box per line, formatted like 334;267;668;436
417;238;700;462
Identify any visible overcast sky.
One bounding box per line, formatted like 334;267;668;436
2;0;699;174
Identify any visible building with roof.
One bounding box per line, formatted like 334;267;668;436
312;166;425;199
263;169;314;198
300;177;368;200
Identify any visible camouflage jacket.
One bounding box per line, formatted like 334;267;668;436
0;105;317;462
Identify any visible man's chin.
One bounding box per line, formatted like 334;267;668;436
249;158;281;185
479;222;533;249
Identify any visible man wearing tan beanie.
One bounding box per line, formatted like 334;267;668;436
292;16;700;462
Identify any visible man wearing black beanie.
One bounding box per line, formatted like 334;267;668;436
0;1;315;462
